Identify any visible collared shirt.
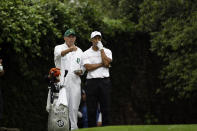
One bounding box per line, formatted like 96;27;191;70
54;43;83;79
82;46;112;79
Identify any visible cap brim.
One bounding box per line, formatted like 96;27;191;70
64;33;76;37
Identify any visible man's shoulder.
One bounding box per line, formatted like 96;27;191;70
76;46;83;52
103;47;112;53
82;47;93;58
83;47;92;54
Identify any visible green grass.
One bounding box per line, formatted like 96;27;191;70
77;124;197;131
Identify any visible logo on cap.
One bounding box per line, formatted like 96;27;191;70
64;29;76;37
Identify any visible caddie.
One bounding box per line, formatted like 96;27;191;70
54;29;84;130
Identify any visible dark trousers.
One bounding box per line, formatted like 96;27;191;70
85;78;111;127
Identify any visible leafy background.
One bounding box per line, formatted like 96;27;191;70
0;0;196;131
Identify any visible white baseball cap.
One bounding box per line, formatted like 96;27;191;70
90;31;102;39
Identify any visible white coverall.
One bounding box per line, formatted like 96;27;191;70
54;43;83;130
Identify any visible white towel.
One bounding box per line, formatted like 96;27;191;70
57;87;68;106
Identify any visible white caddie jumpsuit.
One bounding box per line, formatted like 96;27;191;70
54;43;83;130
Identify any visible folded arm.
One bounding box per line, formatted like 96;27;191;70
100;49;112;67
84;63;103;71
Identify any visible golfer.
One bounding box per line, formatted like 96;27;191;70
82;31;112;127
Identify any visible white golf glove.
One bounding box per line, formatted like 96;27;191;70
97;41;103;50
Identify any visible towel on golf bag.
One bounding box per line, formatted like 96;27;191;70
46;89;51;112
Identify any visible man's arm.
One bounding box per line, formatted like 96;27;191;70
97;42;112;67
100;49;112;67
84;63;103;71
61;46;77;56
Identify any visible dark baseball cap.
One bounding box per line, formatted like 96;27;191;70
64;29;76;37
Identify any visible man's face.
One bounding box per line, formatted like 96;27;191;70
91;35;101;46
64;35;76;46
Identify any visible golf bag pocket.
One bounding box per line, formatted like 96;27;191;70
48;103;69;131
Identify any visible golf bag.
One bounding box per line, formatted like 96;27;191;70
46;68;69;131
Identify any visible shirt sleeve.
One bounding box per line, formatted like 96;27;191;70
54;45;62;61
82;52;91;65
105;49;112;61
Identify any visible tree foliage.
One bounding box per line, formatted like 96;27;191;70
139;0;197;99
137;0;197;123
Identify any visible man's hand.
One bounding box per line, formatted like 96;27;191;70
97;41;103;50
74;70;83;76
102;63;110;68
69;45;77;52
